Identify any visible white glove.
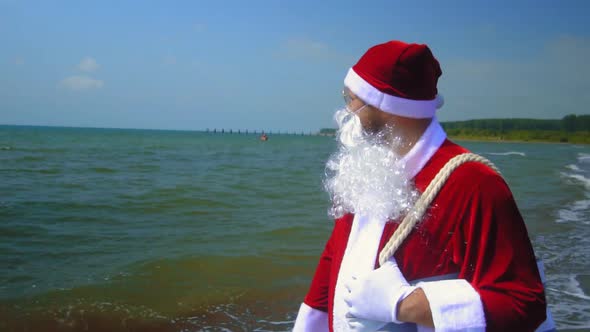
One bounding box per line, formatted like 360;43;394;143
345;315;388;331
343;258;416;324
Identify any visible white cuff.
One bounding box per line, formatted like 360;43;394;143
416;279;486;332
293;302;329;332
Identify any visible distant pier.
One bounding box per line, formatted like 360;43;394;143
205;128;319;136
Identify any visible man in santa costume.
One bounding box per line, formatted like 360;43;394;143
293;41;553;332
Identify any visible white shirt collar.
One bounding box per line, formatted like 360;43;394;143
399;117;447;179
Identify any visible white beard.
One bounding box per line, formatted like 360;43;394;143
333;107;365;149
324;109;418;221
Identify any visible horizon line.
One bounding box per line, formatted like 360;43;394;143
1;114;586;133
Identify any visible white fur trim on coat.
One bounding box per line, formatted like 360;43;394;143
293;302;329;332
417;279;486;331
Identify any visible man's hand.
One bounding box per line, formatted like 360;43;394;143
343;258;416;324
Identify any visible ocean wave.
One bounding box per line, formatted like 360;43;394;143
571;199;590;210
560;171;590;191
556;209;581;224
546;273;590;329
566;164;581;172
485;151;526;157
579;153;590;163
0;146;12;151
558;159;590;224
547;286;590;301
556;199;590;224
0;262;303;332
536;231;590;332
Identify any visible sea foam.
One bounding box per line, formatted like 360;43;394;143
486;151;526;157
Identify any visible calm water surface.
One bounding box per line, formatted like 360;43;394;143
0;125;588;331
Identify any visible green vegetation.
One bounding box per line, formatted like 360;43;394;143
319;128;337;136
442;114;590;144
318;115;590;144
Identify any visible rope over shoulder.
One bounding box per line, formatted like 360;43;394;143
378;153;501;266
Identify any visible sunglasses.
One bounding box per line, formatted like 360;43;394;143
342;87;367;114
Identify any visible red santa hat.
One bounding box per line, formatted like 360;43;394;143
344;40;444;119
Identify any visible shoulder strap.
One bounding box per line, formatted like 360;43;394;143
378;153;500;266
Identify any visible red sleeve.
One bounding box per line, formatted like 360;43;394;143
303;221;336;312
454;167;547;331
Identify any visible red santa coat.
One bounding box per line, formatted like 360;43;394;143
295;135;547;331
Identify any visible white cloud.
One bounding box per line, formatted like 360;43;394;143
78;57;99;72
163;55;177;65
446;35;590;95
440;35;590;120
275;38;352;63
193;23;206;33
59;75;104;91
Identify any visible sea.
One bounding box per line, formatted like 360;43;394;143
0;125;589;332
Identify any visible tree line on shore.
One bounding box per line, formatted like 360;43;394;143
319;114;590;144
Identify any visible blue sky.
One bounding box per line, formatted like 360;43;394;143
1;1;589;132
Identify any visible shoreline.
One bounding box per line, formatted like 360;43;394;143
317;133;589;145
447;136;582;145
0;285;304;332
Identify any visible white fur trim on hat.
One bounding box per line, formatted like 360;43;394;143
344;68;443;119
